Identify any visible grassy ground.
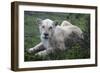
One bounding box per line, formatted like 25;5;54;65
24;11;90;61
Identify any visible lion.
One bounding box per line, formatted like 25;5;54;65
28;19;83;56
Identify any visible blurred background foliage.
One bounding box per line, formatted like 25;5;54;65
24;11;90;61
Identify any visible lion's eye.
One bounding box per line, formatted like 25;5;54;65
49;27;52;30
42;26;45;28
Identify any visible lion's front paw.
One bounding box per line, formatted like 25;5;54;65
35;50;48;56
28;48;35;53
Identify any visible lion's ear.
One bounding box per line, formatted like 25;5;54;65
54;20;58;26
37;18;42;25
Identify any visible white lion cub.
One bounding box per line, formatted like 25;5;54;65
28;19;83;56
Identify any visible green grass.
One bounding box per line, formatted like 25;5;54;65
24;11;90;61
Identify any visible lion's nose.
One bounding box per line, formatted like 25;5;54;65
44;33;48;36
